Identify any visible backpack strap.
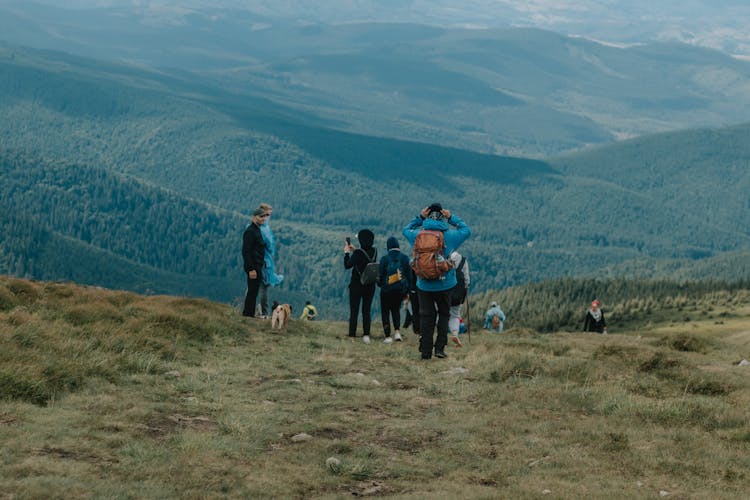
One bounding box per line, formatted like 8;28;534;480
456;257;466;272
353;248;377;273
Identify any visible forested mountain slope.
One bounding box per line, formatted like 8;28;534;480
2;44;750;317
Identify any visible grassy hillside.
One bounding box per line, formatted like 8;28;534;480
1;276;748;497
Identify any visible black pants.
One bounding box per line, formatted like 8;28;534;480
349;283;375;336
403;289;421;335
418;289;450;357
243;273;261;317
380;291;403;336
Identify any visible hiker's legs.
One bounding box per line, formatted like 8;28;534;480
388;293;402;333
379;291;391;336
418;290;437;356
410;290;421;335
243;274;261;317
361;285;375;336
381;292;401;336
349;286;362;337
259;282;269;317
434;292;451;352
449;304;461;334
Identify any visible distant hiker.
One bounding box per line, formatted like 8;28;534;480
300;301;318;320
242;208;267;318
448;250;470;347
378;236;411;344
583;299;607;334
403;203;471;359
344;229;378;343
484;302;506;332
258;203;284;319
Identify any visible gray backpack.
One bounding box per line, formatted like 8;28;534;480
356;249;379;286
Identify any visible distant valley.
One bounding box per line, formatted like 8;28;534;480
1;25;750;317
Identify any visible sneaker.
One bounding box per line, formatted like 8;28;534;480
435;350;447;359
394;332;403;342
383;337;393;344
451;335;462;348
363;335;371;344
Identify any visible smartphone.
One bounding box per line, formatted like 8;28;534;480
345;237;351;245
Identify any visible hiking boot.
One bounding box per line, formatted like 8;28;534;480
362;335;371;344
451;335;462;348
383;337;393;344
435;350;447;359
421;354;432;360
394;332;403;342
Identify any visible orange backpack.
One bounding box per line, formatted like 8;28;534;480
411;230;452;280
491;315;501;330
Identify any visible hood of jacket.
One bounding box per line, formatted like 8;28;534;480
422;219;449;232
357;229;375;249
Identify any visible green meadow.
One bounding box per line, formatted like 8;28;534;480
1;276;749;498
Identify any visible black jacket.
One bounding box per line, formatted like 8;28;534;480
583;311;606;333
344;247;377;287
242;223;266;274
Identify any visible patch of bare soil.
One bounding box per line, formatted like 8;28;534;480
32;446;117;465
141;413;217;438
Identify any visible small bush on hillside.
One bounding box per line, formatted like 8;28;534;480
684;378;731;396
0;370;53;406
639;352;680;372
667;334;711;353
0;287;16;311
7;279;40;303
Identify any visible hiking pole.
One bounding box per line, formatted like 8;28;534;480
465;297;471;344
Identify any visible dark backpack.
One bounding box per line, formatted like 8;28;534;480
411;230;452;280
450;256;467;306
382;253;407;293
356;248;379;286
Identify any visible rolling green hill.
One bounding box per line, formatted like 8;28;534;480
3;5;750;156
2;43;750;318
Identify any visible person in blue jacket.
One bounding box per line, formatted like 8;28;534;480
403;203;471;360
258;203;283;318
378;236;411;344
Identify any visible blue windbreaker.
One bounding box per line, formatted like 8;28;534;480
402;214;471;292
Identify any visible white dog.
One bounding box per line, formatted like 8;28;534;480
271;304;292;330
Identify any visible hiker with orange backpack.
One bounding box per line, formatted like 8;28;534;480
403;203;471;360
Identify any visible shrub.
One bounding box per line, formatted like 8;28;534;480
639;352;680;372
668;334;711;353
0;287;16;311
0;370;52;406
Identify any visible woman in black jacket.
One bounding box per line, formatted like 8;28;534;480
583;299;607;334
344;229;377;343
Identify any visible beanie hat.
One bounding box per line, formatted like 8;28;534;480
428;202;442;213
387;236;400;250
253;207;266;216
591;299;600;307
427;202;444;220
